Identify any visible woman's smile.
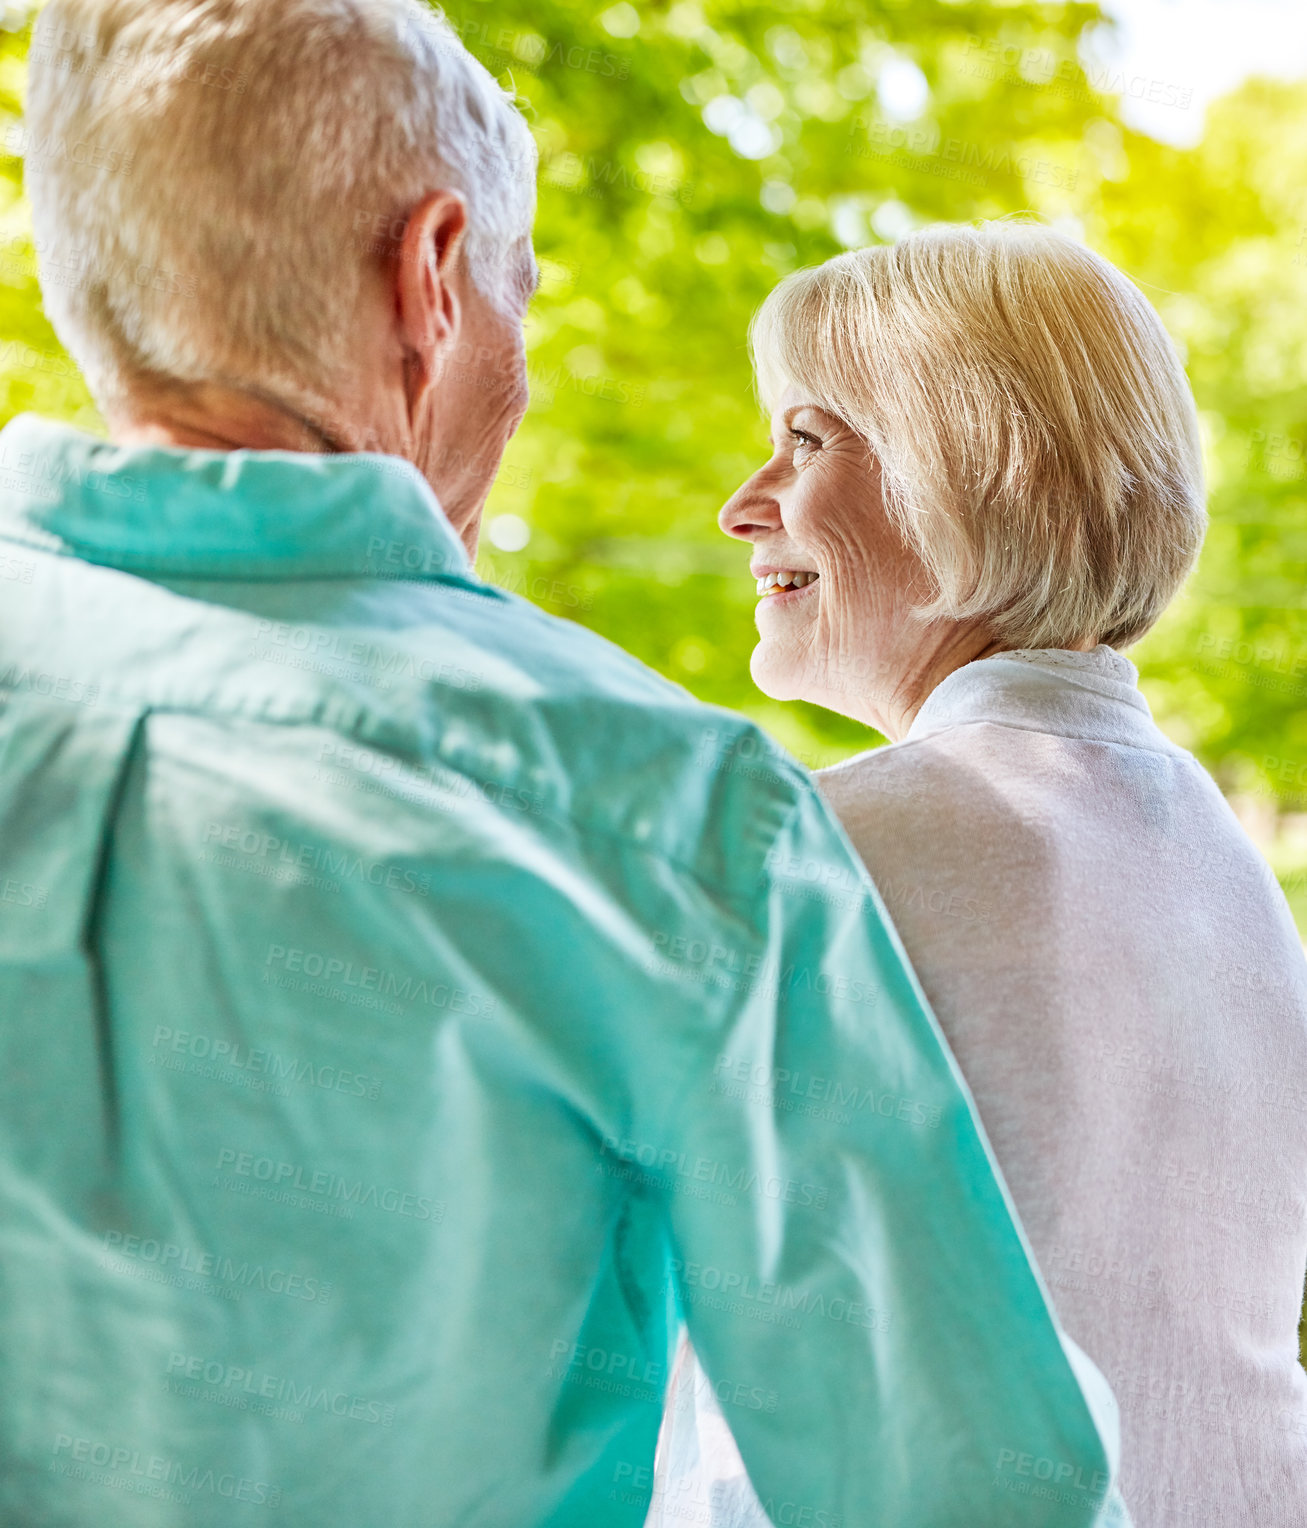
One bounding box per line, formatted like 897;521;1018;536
752;564;821;605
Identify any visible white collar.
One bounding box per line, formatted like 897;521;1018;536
907;645;1183;754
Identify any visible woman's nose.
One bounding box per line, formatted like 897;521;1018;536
719;473;782;541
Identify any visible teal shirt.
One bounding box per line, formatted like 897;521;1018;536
0;414;1128;1527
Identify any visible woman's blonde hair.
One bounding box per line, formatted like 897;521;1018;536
750;222;1206;649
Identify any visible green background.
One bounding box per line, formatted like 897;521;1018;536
5;0;1304;917
0;0;1304;1351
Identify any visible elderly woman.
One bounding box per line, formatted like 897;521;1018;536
650;224;1307;1528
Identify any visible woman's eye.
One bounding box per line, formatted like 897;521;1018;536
790;429;820;456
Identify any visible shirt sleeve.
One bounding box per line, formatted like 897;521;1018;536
647;780;1132;1528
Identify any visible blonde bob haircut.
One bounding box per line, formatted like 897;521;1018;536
750;222;1206;650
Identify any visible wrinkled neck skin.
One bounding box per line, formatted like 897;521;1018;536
108;377;363;455
837;616;1010;743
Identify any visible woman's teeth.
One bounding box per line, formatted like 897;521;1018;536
756;570;819;597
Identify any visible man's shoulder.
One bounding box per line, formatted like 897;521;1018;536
455;582;799;770
446;586;812;883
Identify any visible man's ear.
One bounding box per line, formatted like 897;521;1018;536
395;189;469;413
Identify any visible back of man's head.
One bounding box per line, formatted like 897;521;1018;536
25;0;536;412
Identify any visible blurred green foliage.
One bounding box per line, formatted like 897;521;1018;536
462;0;1110;770
1;1;1305;912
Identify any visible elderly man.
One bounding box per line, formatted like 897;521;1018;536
0;3;1127;1525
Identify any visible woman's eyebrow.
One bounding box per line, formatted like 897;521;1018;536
782;405;823;430
769;405;814;446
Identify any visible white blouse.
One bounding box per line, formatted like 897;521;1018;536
648;646;1307;1528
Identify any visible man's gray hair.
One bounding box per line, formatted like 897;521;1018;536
25;0;537;406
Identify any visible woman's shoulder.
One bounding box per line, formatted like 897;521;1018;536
815;732;1010;869
817;727;1000;814
815;721;1125;877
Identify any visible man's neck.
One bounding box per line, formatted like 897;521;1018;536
109;380;355;455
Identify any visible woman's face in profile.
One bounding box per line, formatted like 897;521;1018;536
718;384;923;729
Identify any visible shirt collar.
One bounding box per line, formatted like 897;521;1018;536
0;413;474;584
907;644;1179;752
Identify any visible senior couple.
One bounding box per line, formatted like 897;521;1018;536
0;2;1303;1526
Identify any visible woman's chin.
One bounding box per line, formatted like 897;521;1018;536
749;644;808;703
